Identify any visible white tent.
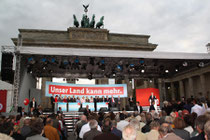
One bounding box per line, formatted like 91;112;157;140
0;80;13;112
0;80;13;90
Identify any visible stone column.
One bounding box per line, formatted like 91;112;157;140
171;82;175;100
179;80;184;99
188;77;194;98
200;74;206;97
41;77;52;108
144;80;148;88
122;79;133;109
96;78;108;84
158;78;163;102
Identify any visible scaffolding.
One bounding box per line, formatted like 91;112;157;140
1;34;22;112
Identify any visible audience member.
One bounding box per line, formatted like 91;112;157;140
79;116;101;139
189;115;208;140
191;99;203;116
204;120;210;140
142;113;153;133
173;117;190;140
44;118;60;140
26;118;47;140
129;118;146;140
93;125;120;140
146;120;160;140
20;117;32;138
117;113;129;131
111;120;122;139
158;123;182;140
122;124;137;140
83;119;102;140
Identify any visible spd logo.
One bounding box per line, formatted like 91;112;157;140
0;103;3;111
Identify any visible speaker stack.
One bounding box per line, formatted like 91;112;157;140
1;53;14;84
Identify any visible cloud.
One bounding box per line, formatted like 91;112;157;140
0;0;209;54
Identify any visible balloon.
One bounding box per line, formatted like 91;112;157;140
24;98;29;105
77;103;80;106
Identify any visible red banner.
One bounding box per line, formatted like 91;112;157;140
48;85;124;96
0;90;7;112
136;88;160;106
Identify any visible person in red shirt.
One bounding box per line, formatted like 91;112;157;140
63;96;67;103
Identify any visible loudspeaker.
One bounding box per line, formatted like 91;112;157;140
78;108;86;112
129;107;134;111
1;53;14;83
126;105;134;111
43;108;52;112
99;107;108;112
17;106;22;112
110;107;118;112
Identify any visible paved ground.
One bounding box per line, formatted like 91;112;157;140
67;132;76;140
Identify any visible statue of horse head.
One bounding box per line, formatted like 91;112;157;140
73;14;79;27
73;14;76;20
92;14;95;20
100;16;104;22
90;14;95;28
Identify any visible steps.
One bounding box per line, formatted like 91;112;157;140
63;112;83;132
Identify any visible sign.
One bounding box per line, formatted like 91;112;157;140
0;90;7;112
57;102;67;112
68;103;80;111
46;81;127;97
136;88;160;106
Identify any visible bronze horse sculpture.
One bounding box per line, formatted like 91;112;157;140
73;14;79;27
90;14;95;28
96;16;104;29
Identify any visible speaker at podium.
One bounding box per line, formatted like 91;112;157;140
78;108;86;112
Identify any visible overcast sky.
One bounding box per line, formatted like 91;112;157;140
0;0;210;59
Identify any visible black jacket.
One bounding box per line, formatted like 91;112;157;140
134;105;143;113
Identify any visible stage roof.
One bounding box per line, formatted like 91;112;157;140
2;46;210;79
19;46;210;60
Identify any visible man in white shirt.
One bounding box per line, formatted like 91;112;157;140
79;117;102;139
117;113;129;131
191;100;203;116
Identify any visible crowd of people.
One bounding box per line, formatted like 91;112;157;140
1;96;210;140
74;96;210;140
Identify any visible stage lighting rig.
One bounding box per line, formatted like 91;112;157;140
98;59;105;71
28;57;35;64
72;58;81;70
116;65;123;71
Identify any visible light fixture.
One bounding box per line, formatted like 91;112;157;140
41;58;46;62
129;64;135;71
165;69;169;73
117;65;123;71
175;65;179;72
141;69;145;73
28;57;35;64
182;61;188;67
198;62;205;68
139;59;145;65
